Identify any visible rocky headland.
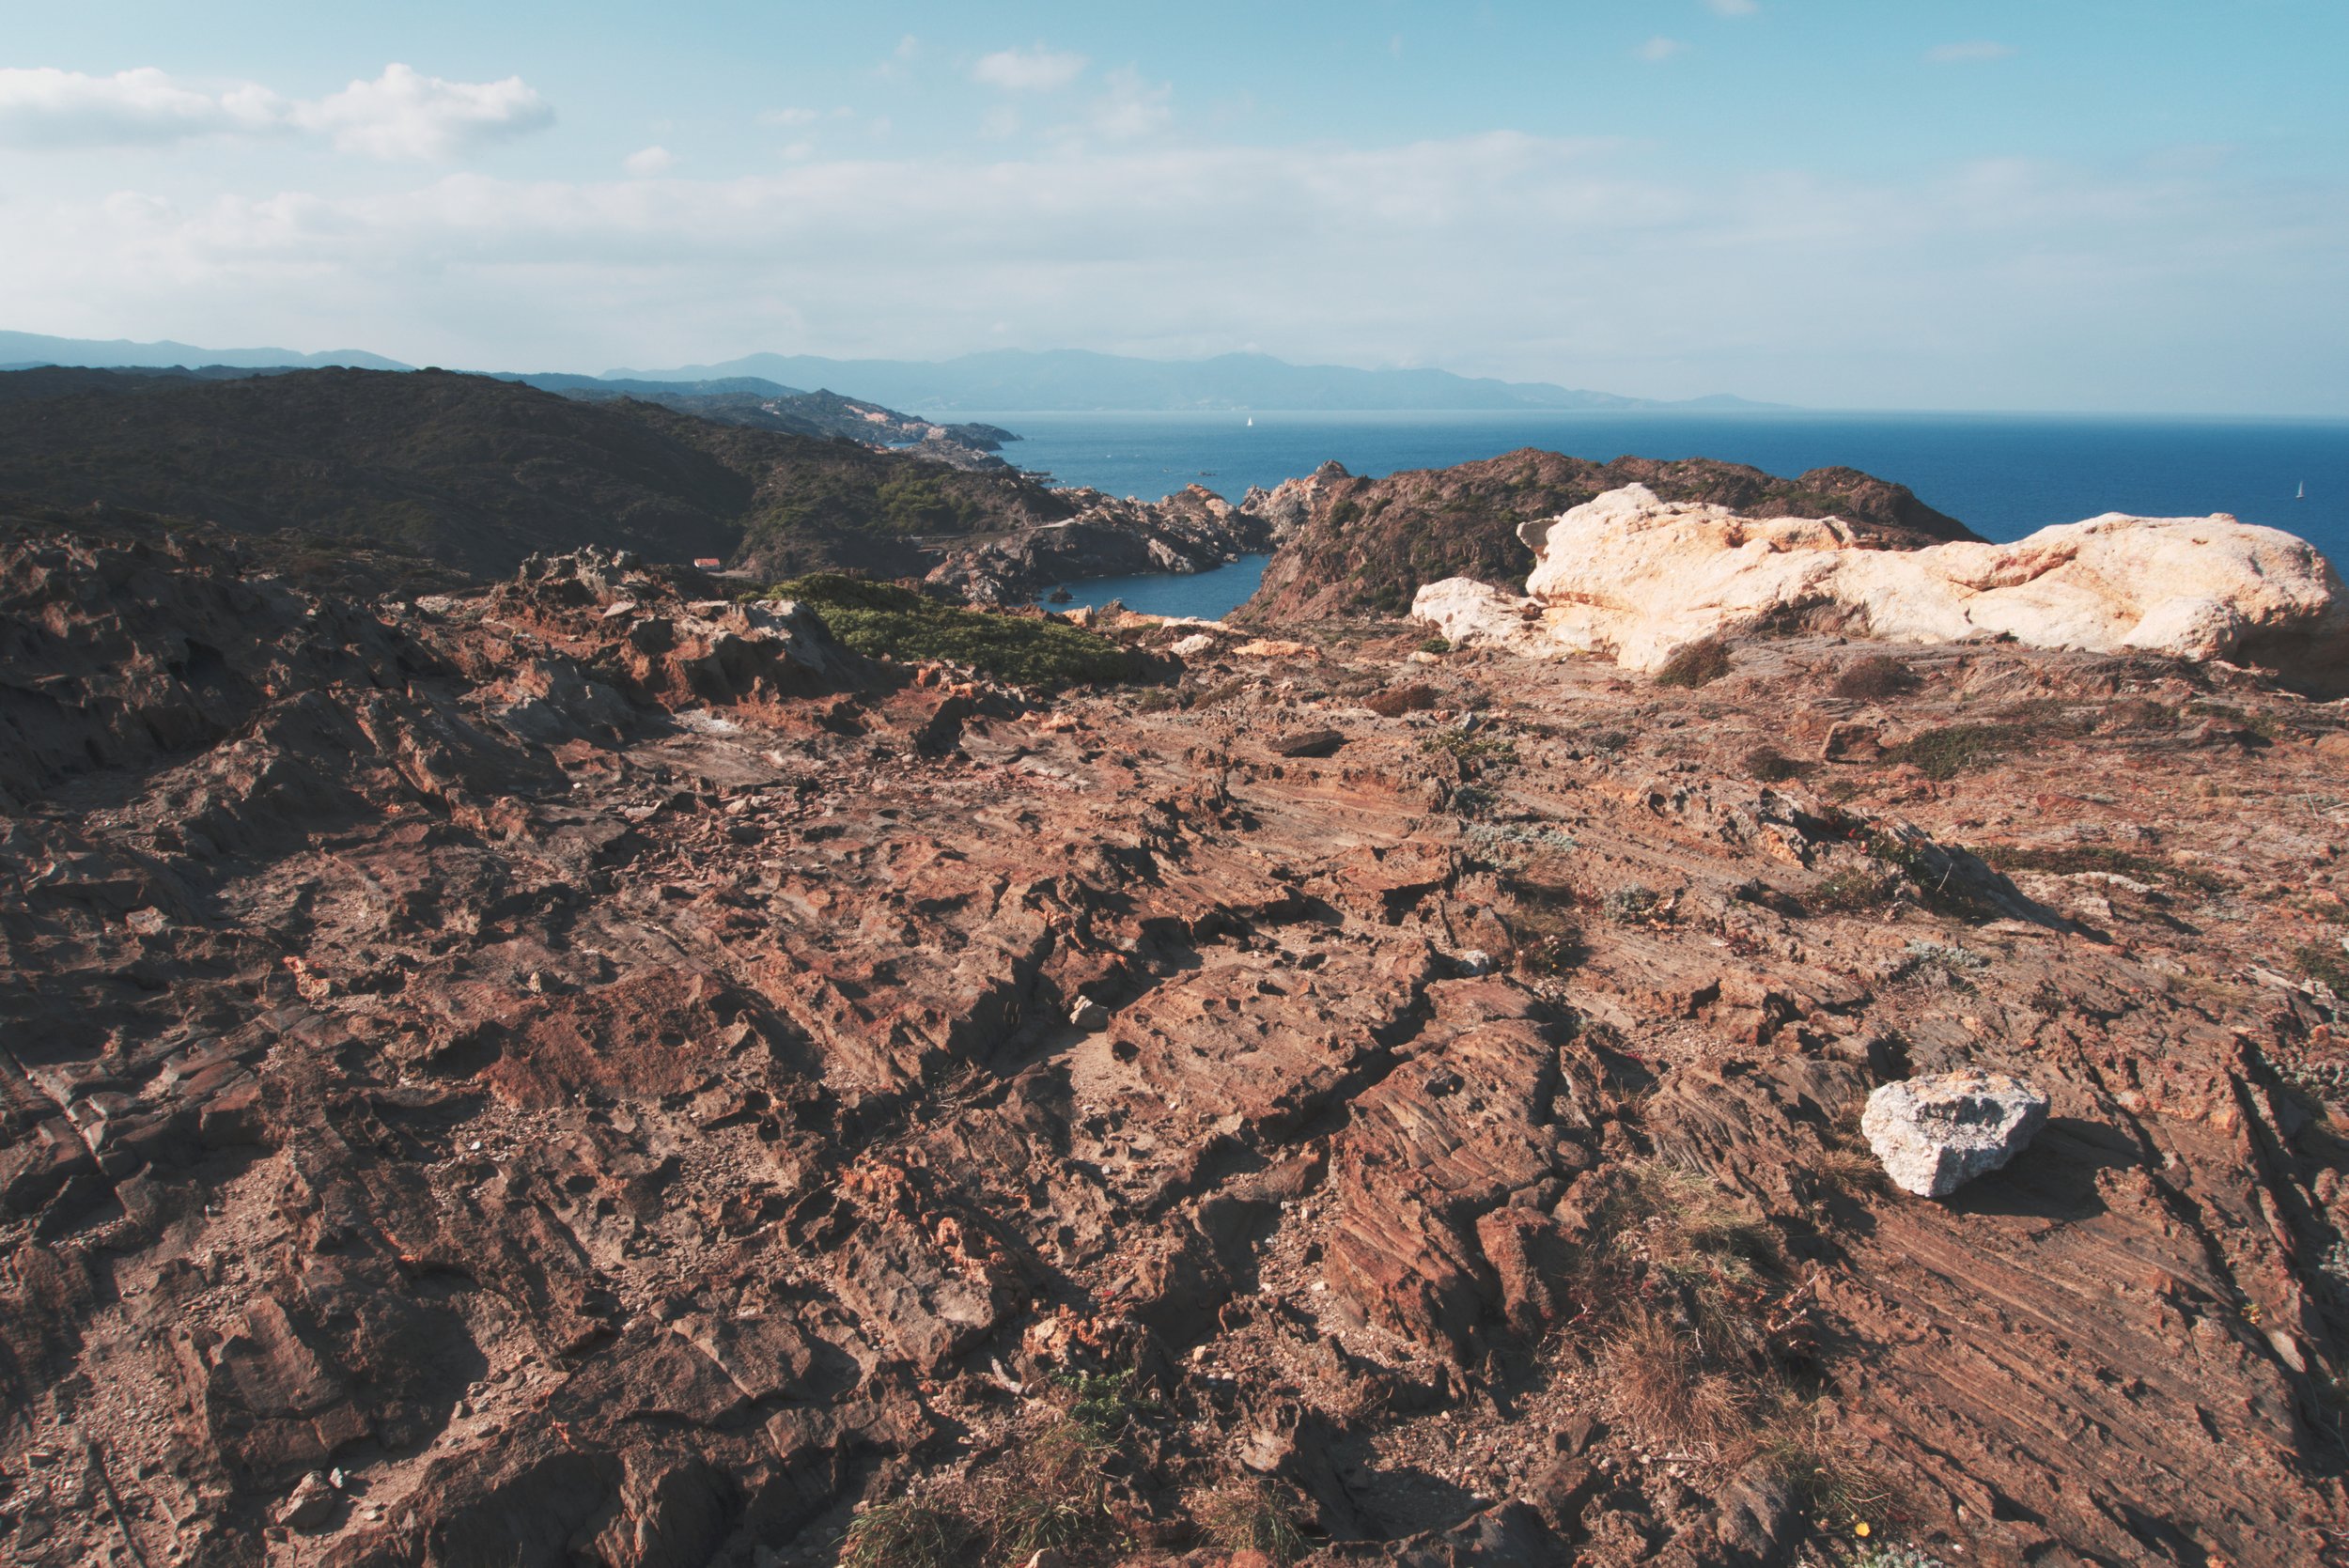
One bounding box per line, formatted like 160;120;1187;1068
1237;451;1973;623
3;474;2347;1567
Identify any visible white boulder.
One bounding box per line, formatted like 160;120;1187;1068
1413;484;2349;686
1861;1069;2050;1198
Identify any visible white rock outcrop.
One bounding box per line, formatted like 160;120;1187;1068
1862;1070;2050;1198
1412;484;2349;685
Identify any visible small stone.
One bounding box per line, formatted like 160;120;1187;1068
1068;1000;1110;1032
276;1472;336;1530
1862;1069;2050;1197
1455;948;1495;977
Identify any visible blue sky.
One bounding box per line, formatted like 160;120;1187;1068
1;1;2342;411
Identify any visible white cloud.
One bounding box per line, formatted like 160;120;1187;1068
1636;37;1687;63
758;106;820;128
972;45;1088;92
2;132;2339;413
1704;0;1759;15
1927;41;2019;64
1090;70;1172;139
622;145;675;177
293;65;552;160
0;62;550;159
0;67;281;149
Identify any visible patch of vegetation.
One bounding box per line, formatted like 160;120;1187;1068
1880;722;2028;780
1831;655;1920;701
770;574;1146;689
1967;842;2231;897
995;1418;1123;1561
1653;637;1733;689
1416;635;1452;655
1506;878;1586;976
1808;866;1902;915
1367;681;1439;716
1603;884;1666;924
839;1498;976;1568
1196;1480;1309;1565
2294;941;2349;995
1891;939;1987;984
1743;744;1806;784
1863;830;2005;921
1578;1162;1786;1448
1420;726;1517;767
2186;699;2281;740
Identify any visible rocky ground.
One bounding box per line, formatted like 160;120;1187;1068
4;525;2347;1567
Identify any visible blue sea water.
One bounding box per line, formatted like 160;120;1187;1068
993;410;2349;620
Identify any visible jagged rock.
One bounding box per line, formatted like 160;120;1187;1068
1862;1070;2051;1197
1417;483;2349;689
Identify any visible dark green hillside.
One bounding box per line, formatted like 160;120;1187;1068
0;368;1065;582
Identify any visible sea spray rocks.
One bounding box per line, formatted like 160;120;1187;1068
1415;483;2349;689
1862;1070;2051;1197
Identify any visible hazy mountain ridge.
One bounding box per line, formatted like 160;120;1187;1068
3;332;1780;414
0;330;408;373
603;348;1783;412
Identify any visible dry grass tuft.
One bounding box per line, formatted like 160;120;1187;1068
1196;1479;1309;1564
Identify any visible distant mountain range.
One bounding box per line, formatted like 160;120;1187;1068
0;331;408;373
1;333;1779;414
601;349;1781;413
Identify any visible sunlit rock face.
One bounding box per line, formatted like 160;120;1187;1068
1416;483;2349;687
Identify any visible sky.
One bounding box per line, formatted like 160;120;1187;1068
0;1;2343;413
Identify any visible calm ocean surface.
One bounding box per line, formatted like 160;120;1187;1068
987;410;2349;620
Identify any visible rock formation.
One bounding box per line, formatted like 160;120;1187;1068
926;484;1274;604
1415;483;2349;690
1240;451;1973;622
1862;1071;2051;1197
3;509;2346;1566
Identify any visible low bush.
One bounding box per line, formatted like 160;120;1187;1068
1831;655;1920;701
1366;681;1439;716
1968;842;2230;896
1506;878;1585;976
1809;866;1901;914
1742;744;1805;783
1881;722;2026;780
771;574;1146;689
1654;637;1733;689
1603;884;1665;924
839;1498;975;1568
1417;634;1452;655
2295;941;2349;995
1196;1480;1308;1565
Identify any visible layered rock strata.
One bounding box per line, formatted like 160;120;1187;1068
2;520;2345;1566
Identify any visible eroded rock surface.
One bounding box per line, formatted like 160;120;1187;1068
3;520;2347;1567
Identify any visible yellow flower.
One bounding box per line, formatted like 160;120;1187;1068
1854;1521;1873;1538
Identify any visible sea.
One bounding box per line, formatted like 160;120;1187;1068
980;410;2349;621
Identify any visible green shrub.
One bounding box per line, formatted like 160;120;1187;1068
1417;634;1452;655
1881;722;2024;780
1831;655;1919;701
770;574;1145;689
1809;866;1901;914
1653;637;1732;689
1197;1481;1308;1565
1743;744;1804;783
1968;843;2230;896
839;1498;975;1568
2295;942;2349;995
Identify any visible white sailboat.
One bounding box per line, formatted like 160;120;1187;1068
2296;480;2307;501
1246;415;1253;427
